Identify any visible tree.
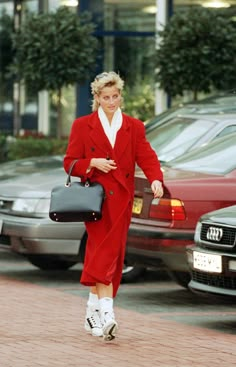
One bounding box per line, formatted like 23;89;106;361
10;7;98;138
155;8;236;101
0;11;14;103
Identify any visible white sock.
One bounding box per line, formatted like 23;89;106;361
99;297;113;313
87;292;99;308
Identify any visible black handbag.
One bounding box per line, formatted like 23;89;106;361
49;160;105;222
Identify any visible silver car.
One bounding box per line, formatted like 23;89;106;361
0;156;144;282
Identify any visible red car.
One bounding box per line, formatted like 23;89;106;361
126;133;236;288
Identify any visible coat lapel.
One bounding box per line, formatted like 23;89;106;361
114;114;131;160
88;112;131;160
88;112;112;156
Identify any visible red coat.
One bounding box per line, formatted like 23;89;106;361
64;111;163;297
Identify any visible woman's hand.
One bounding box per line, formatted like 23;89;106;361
151;180;163;198
90;158;117;173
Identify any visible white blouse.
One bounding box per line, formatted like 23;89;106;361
98;106;123;148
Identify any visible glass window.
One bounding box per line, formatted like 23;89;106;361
217;124;236;138
104;1;156;107
167;133;236;174
146;117;216;162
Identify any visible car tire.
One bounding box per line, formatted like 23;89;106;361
25;255;78;270
121;264;146;283
167;270;191;289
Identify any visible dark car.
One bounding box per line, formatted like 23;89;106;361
126;133;236;288
187;205;236;297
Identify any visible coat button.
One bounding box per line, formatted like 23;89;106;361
109;190;114;195
126;173;130;178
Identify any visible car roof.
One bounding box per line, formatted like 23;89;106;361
166;112;236;121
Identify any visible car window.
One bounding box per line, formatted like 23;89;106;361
145;106;195;132
146;117;216;162
167;133;236;174
215;125;236;139
0;156;63;180
145;107;178;128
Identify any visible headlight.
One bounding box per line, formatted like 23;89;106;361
194;221;202;243
12;198;50;214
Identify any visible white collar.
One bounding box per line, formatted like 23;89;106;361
98;106;123;147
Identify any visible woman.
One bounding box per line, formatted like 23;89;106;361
64;71;163;341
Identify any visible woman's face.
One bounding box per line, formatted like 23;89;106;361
96;86;121;119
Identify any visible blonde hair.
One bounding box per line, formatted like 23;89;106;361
90;71;124;111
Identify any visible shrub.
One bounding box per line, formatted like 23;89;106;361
6;137;67;161
123;81;155;122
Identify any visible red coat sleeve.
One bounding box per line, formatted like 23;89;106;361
134;119;163;184
63;117;94;179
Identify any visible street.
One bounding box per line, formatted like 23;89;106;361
1;249;236;366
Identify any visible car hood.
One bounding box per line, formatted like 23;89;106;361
0;168;67;199
200;205;236;226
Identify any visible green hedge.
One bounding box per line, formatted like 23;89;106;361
1;136;68;162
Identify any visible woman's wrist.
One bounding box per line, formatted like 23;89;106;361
90;158;96;168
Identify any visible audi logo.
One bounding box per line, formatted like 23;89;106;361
206;226;223;242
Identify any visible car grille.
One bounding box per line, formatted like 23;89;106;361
200;223;236;249
192;270;236;290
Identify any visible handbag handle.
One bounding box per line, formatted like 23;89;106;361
65;159;78;187
65;159;90;187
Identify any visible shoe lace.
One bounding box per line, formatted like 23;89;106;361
87;310;101;328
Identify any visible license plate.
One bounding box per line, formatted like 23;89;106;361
132;197;143;214
193;251;222;273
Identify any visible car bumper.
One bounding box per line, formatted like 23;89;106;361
0;214;85;256
187;245;236;297
126;221;194;271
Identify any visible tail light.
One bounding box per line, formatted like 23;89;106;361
149;198;186;221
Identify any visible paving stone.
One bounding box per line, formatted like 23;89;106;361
0;276;236;367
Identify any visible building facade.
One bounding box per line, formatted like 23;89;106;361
0;0;235;136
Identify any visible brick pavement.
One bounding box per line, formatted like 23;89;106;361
1;275;236;367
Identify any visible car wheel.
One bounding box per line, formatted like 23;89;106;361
25;255;78;270
168;270;191;288
121;264;146;283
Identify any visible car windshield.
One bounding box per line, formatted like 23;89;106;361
0;155;63;180
166;133;236;174
199;91;236;105
146;117;216;162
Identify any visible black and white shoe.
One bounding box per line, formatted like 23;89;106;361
84;306;103;337
101;311;118;341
